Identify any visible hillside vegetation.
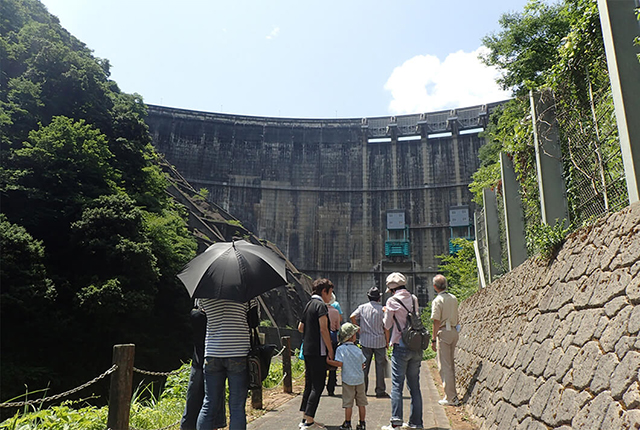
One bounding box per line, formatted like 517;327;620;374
0;0;198;408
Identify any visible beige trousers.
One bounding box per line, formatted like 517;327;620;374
436;329;459;401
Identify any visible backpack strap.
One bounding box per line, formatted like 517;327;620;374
391;295;417;313
391;297;411;333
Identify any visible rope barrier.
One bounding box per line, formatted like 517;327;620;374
272;371;288;387
272;346;287;358
0;364;118;408
133;367;183;377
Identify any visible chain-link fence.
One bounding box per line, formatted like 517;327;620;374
556;82;629;225
474;71;629;283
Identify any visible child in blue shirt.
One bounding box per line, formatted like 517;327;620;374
327;322;368;430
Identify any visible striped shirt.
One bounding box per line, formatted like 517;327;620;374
350;301;386;349
201;298;250;358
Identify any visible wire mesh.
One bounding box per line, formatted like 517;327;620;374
554;83;628;226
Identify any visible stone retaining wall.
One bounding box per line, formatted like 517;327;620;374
456;202;640;429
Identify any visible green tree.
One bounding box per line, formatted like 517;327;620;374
0;0;198;406
436;238;479;302
480;0;571;95
0;215;56;391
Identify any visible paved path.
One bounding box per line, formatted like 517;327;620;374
248;363;451;430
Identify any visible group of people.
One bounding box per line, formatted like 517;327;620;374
179;272;460;430
297;272;460;430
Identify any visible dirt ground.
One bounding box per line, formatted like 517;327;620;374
246;375;306;423
426;359;479;430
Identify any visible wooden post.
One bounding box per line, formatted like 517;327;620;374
282;336;292;394
107;344;135;430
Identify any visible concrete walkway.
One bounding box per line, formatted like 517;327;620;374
248;363;451;430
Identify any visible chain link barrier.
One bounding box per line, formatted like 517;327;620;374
0;364;117;408
133;367;183;377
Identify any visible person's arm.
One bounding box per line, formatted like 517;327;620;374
349;307;359;324
431;319;440;351
298;321;304;333
319;315;334;359
326;358;343;367
384;328;390;348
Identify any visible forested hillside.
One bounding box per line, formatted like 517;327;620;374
0;0;198;405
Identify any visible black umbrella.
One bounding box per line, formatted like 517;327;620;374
177;240;288;302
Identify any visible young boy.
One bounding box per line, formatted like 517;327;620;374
327;322;368;430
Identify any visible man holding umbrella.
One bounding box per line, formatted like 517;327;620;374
177;240;289;430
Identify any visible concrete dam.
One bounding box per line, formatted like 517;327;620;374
147;103;502;315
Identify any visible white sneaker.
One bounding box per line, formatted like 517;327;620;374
402;423;423;429
438;397;460;406
303;421;326;429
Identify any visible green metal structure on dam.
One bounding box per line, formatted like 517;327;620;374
146;103;503;314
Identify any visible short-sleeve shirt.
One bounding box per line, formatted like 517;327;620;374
335;342;366;386
201;298;249;358
350;301;386;349
431;291;459;329
302;295;329;356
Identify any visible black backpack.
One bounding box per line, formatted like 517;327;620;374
392;296;430;352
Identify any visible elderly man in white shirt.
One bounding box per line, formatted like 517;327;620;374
431;274;460;406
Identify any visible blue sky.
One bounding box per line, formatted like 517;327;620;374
40;0;532;118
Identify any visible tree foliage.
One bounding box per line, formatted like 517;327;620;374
0;0;197;407
471;0;619;263
480;0;571;95
436;238;479;302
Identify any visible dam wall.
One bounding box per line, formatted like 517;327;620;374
456;202;640;429
146;103;501;314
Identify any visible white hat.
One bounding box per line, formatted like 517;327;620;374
385;272;407;292
328;292;337;305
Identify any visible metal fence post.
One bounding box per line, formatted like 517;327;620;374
598;0;640;203
482;188;502;282
530;90;570;227
500;152;528;270
107;344;135;430
282;336;292;393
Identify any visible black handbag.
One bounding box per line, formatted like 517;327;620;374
248;327;276;390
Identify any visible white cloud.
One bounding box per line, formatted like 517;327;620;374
384;47;510;114
266;26;280;40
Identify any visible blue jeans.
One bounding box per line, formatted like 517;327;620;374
390;345;423;428
181;364;205;430
197;357;248;430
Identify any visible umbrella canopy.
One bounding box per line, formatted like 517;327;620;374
178;240;288;302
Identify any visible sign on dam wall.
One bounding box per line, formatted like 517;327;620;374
146;103;503;314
